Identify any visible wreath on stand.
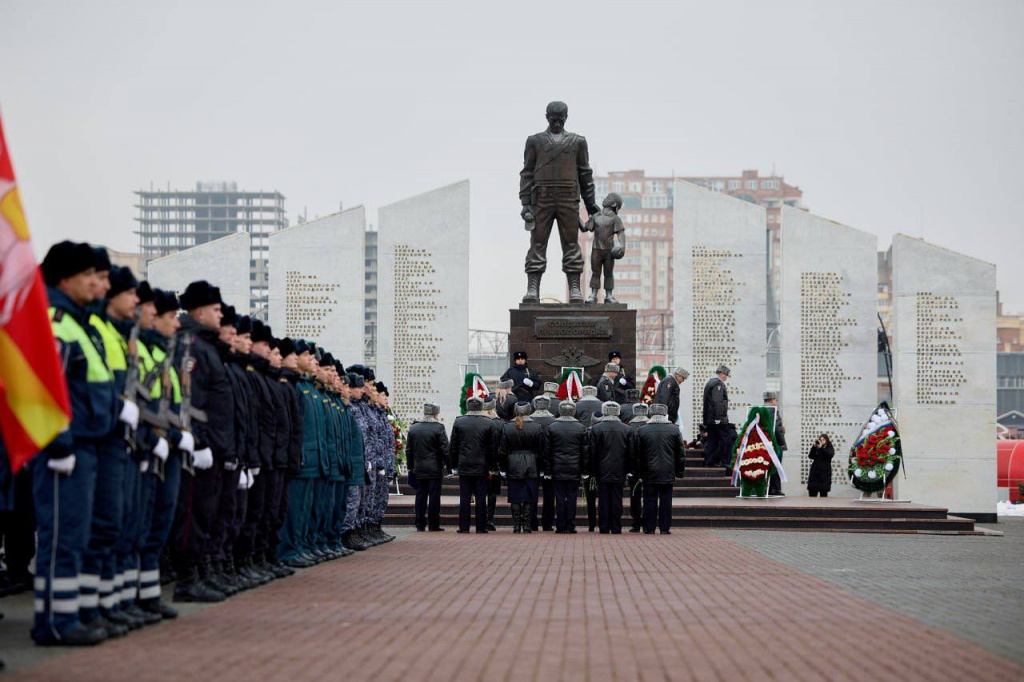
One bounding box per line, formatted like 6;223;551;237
729;406;784;498
848;402;902;494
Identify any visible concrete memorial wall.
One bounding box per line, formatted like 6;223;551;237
779;208;878;496
892;234;996;515
147;232;251;313
377;180;470;426
268;207;365;366
673;181;767;440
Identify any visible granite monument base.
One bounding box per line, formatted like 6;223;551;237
509;303;637;386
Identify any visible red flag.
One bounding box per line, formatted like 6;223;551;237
0;112;71;472
556;369;583;401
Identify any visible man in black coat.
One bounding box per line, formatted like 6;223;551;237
542;381;562;416
595;363;618;403
574;386;602;531
702;365;733;468
545;402;588;533
589;402;631;534
530;395;556;531
605;350;635;403
500;351;538;404
407;403;449;531
764;391;787;497
655;367;688;425
625;402;649;532
636;404;685;534
450;397;498;533
620;388;641;423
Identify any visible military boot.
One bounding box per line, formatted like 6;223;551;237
227;555;256;590
200;555;235;596
173;561;225;603
486;497;497;532
567;274;584;304
522;503;534;533
342;530;368;551
604;290;618;304
512;504;522;533
378;524;396;542
586;288;599;304
522;273;542;303
264;550;296;577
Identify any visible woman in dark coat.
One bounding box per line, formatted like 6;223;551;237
499;403;546;533
807;434;835;497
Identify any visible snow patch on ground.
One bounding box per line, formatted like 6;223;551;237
997;501;1024;517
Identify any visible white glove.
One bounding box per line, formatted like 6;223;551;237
714;419;722;425
365;461;373;473
47;454;76;475
238;471;248;490
542;474;552;480
250;466;261;477
224;460;238;471
119;401;140;429
377;468;385;476
583;474;590;480
619;377;627;386
140;460;150;473
499;471;506;477
193;448;214;470
247;470;255;489
523;378;534;388
178;431;195;453
153;437;169;462
450;469;459;476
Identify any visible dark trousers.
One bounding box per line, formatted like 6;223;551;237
553;480;579;532
173;463;222;567
312;477;334;551
808;490;828;498
31;443;97;642
114;453;144;608
525;192;584;274
703;424;736;467
768;452;784;495
458;475;488;532
585;483;597;530
277;477;314;561
541;478;554;530
643;482;673;533
139;454;181;602
237;468;267;559
589;248;615;290
267;469;288;557
327;482;348;549
0;466;36;575
210;465;242;561
628;477;643;530
80;436;126;619
598;482;623;534
415;478;442;530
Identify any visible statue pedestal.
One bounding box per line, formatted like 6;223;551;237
509;303;637;384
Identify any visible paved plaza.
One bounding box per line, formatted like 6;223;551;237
2;523;1022;681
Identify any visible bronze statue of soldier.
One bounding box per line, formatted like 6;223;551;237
519;101;600;304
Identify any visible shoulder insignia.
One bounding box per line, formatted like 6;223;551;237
246;366;254;372
52;308;64;322
280;378;289;383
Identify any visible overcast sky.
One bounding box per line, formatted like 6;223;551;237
2;0;1022;330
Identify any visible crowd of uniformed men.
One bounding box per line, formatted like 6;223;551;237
0;241;397;647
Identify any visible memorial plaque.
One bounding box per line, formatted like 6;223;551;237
779;208;877;497
673;181;767;440
377;181;470;426
892;234;996;516
148;232;251;312
268;207;365;364
534;316;612;339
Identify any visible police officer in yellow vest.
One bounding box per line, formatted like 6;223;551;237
33;242;118;646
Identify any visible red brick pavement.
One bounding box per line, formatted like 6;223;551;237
12;531;1023;682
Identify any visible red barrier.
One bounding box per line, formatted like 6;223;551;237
997;440;1024;502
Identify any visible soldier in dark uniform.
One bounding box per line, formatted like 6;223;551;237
574;386;602;532
546;402;588;533
407;404;449;531
655;367;688;425
625;402;649;532
589;402;631;534
530;395;556;531
636;404;686;534
764;391;788;497
499;403;546;533
620;388;641;423
519;101;599;304
450;396;497;533
607;350;635;404
483;395;503;531
500;351;538;404
541;381;562;416
595;363;618;403
702;365;733;469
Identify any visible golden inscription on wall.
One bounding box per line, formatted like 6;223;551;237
689;246;749;435
797;272;863;485
391;244;446;421
284;271;341;339
915;292;965;406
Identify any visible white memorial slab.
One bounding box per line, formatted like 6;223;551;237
377;181;470;426
779;208;878;496
147;232;251;312
268;207;365;365
673;181;767;439
892;234;996;515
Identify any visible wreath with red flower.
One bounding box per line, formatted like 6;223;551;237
848;402;902;494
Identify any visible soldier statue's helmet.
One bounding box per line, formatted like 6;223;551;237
513;351;528;361
581;385;598;397
604;363;619;374
601;401;621;417
514;402;532;416
650;403;669;416
632;402;649;416
423;403;440;417
608;350;622;361
558;402;576;417
532;395;550;410
545;101;568;118
625;388;641;401
716;365;731;376
466;396;484;412
602;193;623;211
543;381;559;393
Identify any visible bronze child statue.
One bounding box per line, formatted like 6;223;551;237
583;192;626;304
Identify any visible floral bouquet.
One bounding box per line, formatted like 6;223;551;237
848;402;901;494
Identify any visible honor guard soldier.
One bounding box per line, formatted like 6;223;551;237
595;363;618;403
501;351;538;404
407;403;449;531
636;404;686;534
607;350;635;403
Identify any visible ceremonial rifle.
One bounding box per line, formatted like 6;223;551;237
151;333;179;481
123;310;170;452
178;332;208;475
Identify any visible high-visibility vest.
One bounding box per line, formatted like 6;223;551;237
149;344;181;403
49;308;114;384
89;315;128;372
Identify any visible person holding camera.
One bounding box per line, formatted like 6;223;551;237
807;434;835;498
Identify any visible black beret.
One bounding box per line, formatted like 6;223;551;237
153;288;180;315
294;339;310;355
608;350;622;360
251;319;272;344
220;304;237;327
319;351;334;368
235;315;252;334
278;337;296;358
91;246;111;272
346;373;365;388
375;381;388;396
106;265;138;299
41;241;96;286
179;280;223;310
136;280;155;305
514;351;527;360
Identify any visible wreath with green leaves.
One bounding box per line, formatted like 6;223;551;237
848;403;902;494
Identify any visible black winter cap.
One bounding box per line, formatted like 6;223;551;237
92;246;111;272
41;241;96;286
235;315;252;334
106;265;138;298
278;337;296;358
220;304;237;327
179;280;222;310
153;288;180;315
251;319;273;344
136;281;155;305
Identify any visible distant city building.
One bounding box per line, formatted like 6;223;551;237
579;169;804;373
134;181;287;310
365;226;378;363
998;297;1024;352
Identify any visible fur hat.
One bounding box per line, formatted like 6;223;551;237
632;403;649;417
608;350;622;361
604;363;619;374
650;403;668;416
220;304;237;327
136;280;155;305
423;403;440;417
179;280;223;310
515;402;532;416
107;265;138;298
601;401;621;417
763;390;778;401
532;395;550;410
251;320;273;344
673;367;690;379
558;402;576;417
294;339;310;355
715;365;731;376
346;373;364;388
319;351;334;368
625;388;641;401
466;396;484;412
41;241;96;286
153;288;179;315
483;397;496;411
91;246;111;272
581;385;598;397
278;337;296;358
235;315;253;334
375;381;388;396
543;381;559;393
498;379;514;390
513;351;527;361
